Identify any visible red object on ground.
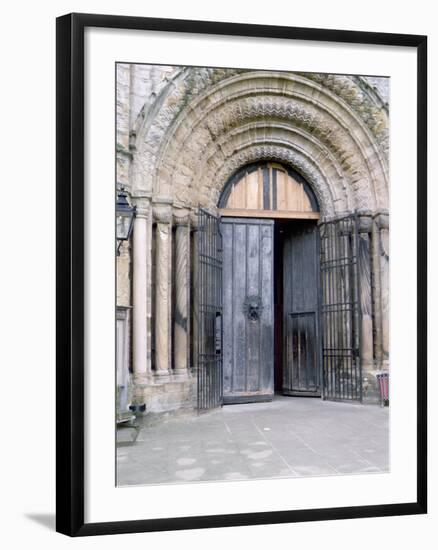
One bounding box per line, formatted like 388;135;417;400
376;372;389;405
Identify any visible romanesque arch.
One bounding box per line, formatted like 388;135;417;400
131;70;388;218
119;66;390;413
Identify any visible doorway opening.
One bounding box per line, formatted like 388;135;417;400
274;219;321;397
219;216;321;405
215;161;321;406
197;162;363;411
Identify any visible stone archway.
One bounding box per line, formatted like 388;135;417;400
120;66;389;413
132;70;388;218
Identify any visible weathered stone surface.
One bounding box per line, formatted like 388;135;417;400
154;208;172;377
141;378;195;414
116;241;130;307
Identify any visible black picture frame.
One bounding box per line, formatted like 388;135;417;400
56;12;427;537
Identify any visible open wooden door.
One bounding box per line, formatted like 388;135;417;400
221;217;274;404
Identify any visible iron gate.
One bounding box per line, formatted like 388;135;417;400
319;214;362;401
197;209;223;411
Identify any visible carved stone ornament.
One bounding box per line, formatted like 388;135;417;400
243;295;263;322
131;70;388;215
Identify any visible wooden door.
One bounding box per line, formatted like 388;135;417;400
221;218;274;403
283;222;321;396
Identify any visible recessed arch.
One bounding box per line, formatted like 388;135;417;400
218;161;319;219
204;141;340;217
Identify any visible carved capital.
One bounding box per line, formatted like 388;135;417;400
173;209;190;227
357;210;373;233
131;197;150;219
373;211;389;231
153;205;173;225
189;209;199;230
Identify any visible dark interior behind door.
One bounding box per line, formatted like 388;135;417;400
282;221;321;396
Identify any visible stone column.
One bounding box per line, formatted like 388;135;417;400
376;212;389;369
154;205;172;380
173;212;190;377
132;198;150;383
358;212;376;400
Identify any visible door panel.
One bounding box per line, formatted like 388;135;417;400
285;312;318;393
221;218;274;403
283;222;321;396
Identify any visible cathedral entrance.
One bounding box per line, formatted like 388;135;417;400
197;161;334;409
276;220;321;398
220;217;321;404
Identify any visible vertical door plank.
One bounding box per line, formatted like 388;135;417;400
260;223;274;394
232;223;247;392
222;222;234;396
221;218;274;402
246;171;259;210
246;223;261;392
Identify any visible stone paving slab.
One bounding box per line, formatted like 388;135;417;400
117;395;389;486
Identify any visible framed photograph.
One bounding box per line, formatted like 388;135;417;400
56;13;427;536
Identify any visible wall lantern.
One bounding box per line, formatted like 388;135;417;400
116;186;136;255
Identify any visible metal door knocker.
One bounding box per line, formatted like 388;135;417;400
243;295;263;321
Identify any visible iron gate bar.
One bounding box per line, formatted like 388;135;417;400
319;213;362;401
197;208;223;411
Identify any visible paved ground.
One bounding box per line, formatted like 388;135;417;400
117;395;389;486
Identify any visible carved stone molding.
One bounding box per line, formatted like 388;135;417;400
301;73;389;156
130;70;388;216
200;142;341;216
127;68;389;233
161;93;376;204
